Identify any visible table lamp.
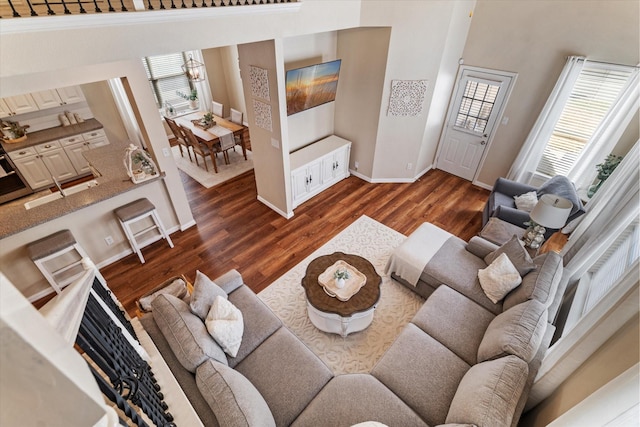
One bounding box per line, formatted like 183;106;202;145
523;194;572;249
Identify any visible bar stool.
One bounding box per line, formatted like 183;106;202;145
28;229;104;294
114;198;174;264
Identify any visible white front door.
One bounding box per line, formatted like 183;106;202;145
436;67;514;181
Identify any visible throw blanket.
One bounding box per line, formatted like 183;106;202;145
385;223;452;286
538;175;582;215
209;125;236;150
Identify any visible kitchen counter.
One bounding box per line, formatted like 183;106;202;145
0;140;164;239
1;118;104;152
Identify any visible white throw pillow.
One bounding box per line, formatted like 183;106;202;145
514;191;538;212
205;296;244;357
478;253;522;304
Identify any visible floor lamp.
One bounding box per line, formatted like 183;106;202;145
523;194;572;249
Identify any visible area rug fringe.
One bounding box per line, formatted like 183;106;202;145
258;215;424;375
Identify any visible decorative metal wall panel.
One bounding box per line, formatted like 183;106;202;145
249;65;270;101
253;99;273;131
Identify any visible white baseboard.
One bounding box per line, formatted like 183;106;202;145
473;180;493;190
257;195;294;219
349;164;432;184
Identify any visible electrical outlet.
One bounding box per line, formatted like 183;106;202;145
104;236;114;246
162;147;171;157
271;138;280;149
407;163;413;170
354;161;359;170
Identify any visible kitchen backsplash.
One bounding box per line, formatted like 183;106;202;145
7;102;94;134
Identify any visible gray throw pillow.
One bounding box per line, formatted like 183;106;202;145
446;355;528;427
196;359;275;427
477;299;548;363
190;270;228;320
152;294;228;372
484;235;536;277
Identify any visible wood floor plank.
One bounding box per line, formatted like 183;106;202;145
100;168;489;315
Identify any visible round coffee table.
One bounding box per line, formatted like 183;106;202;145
301;252;382;337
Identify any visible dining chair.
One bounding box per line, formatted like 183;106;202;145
180;125;218;173
212;101;224;117
164;116;192;161
230;108;243;125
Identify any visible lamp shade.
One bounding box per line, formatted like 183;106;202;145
529;194;572;228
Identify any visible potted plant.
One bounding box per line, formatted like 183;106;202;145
587;153;623;198
1;120;29;143
333;268;350;289
177;89;199;110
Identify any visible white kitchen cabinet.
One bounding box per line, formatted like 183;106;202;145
31;90;64;109
10;140;79;189
57;86;86;104
31;86;85;109
61;128;110;175
9;146;52;189
290;135;351;209
0;99;12;118
2;94;39;116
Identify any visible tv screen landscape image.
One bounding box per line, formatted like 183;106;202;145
286;59;342;116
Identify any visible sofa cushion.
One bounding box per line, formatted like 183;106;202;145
411;285;495;365
484;235;536;277
503;251;562;313
205;296;244;357
477;300;548;363
371;323;470;426
226;285;282;368
422;237;503;314
446;355;528;427
151;294;228;372
190;270;228;320
292;374;428;427
478;253;523;304
196;359;275;427
235;327;333;427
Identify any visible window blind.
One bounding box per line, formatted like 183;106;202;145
536;64;634;178
584;221;639;314
142;52;192;108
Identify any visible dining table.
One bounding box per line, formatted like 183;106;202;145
174;111;247;171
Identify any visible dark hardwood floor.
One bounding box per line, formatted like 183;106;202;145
100;167;490;316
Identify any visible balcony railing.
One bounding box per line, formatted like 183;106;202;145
0;0;295;18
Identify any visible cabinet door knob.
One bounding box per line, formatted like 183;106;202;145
19;151;27;155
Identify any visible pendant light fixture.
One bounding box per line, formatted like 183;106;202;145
182;54;205;82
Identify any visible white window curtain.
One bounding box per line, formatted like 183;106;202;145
567;68;639;193
506;56;585;183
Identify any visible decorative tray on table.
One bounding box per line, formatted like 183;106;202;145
191;119;216;130
318;260;367;301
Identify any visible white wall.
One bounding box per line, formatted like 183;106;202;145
462;0;640;188
283;31;339;152
360;0;475;181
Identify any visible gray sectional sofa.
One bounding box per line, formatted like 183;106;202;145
140;224;564;427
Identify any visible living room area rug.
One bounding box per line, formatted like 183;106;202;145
171;145;254;189
258;215;424;375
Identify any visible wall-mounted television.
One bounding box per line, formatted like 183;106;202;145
285;59;342;116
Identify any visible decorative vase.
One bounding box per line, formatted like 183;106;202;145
335;278;346;289
189;99;199;110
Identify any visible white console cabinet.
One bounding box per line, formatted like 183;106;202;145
290;135;351;209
